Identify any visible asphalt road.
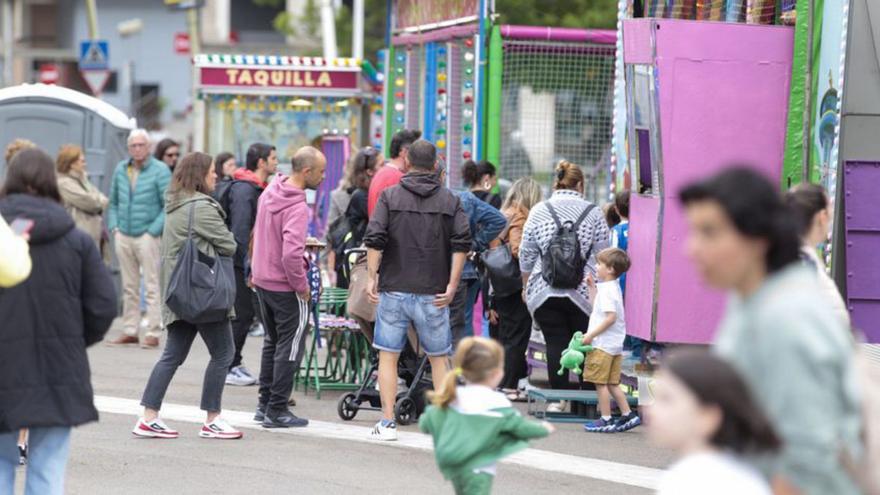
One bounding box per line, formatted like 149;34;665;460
16;327;675;495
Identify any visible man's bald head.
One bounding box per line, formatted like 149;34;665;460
291;146;325;173
290;146;327;190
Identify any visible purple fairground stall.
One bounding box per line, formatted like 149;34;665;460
623;19;794;344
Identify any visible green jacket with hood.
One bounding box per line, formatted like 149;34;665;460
419;385;549;481
160;191;236;327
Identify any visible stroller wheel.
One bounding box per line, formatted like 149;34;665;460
337;393;359;421
394;396;417;425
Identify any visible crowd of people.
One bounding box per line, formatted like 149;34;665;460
0;125;872;495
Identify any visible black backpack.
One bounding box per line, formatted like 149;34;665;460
212;179;259;226
211;179;236;225
541;203;596;289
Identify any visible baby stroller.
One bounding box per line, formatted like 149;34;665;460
337;339;433;425
336;248;434;425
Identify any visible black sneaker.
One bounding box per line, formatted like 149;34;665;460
262;409;309;428
253;404;266;423
614;412;642;432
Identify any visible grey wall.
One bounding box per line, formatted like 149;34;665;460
836;0;880;299
61;1;191;125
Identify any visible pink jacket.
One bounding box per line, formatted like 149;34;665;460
251;175;309;293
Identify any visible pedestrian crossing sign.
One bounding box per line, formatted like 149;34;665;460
79;40;109;70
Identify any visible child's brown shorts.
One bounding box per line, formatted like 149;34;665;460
583;349;622;385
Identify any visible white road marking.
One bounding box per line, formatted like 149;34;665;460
95;395;662;490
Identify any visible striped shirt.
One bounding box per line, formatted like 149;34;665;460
519;189;610;317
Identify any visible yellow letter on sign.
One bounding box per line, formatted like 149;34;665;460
225;69;239;84
254;70;269;87
317;72;332;87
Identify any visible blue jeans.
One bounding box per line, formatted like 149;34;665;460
0;427;71;495
450;278;482;346
374;292;452;356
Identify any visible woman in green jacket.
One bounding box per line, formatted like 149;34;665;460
679;167;862;495
134;152;243;441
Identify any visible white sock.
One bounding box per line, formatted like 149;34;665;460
602;416;612;421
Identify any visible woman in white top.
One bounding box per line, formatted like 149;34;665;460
785;183;850;329
648;350;779;495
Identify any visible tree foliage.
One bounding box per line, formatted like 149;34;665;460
496;0;619;30
252;0;620;62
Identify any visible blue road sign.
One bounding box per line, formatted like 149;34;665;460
79;40;109;70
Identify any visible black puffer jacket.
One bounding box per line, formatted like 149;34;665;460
0;194;116;433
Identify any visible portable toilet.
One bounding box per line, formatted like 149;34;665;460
0;83;135;193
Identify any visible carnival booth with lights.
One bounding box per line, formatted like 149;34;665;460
614;1;800;345
194;54;382;236
385;1;617;199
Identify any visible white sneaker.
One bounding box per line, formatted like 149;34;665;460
133;418;179;439
248;323;265;337
200;417;243;439
546;401;568;413
226;366;257;386
237;365;257;384
370;420;398;441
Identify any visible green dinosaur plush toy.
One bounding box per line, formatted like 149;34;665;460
557;331;593;376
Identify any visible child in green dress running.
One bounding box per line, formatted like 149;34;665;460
419;337;554;494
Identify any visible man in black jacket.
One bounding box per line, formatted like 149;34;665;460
224;143;277;387
363;140;471;441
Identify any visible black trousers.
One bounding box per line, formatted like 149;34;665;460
495;293;532;390
230;267;261;370
256;288;309;412
141;319;233;412
533;297;590;390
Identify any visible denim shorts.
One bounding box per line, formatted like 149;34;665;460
374;292;452;356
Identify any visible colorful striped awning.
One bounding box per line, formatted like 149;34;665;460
194;54;363;69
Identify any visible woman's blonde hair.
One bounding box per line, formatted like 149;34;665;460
430;337;504;408
502;177;543;212
4;138;35;164
56;144;83;174
553;160;584;192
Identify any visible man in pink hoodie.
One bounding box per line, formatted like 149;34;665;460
251;146;326;428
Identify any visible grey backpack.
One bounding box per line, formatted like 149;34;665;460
165;203;236;323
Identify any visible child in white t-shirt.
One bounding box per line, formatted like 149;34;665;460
649;350;779;495
581;248;639;433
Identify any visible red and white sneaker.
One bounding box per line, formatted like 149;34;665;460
199;418;243;440
132;418;179;439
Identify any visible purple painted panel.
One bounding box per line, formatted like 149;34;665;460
500;25;616;45
844;161;880;342
623;20;654;65
650;20;793;344
312;137;349;238
625;194;660;340
844;161;880;230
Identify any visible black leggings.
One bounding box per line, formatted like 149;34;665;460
533;297;590;390
495;293;532;390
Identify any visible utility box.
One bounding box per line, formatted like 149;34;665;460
0;83;135;194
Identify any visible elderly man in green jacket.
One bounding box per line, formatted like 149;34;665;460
107;129;172;348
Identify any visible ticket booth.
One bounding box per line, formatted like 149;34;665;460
622;19;794;343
